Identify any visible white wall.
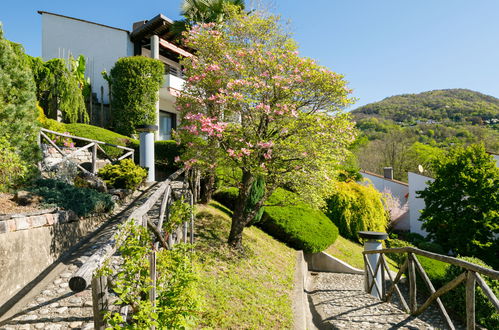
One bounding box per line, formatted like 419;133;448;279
361;172;408;202
493;154;499;168
408;172;434;236
41;13;133;103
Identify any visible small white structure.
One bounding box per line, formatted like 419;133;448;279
407;172;434;236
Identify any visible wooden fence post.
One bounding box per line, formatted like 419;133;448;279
92;275;108;330
466;271;476;330
149;251;157;330
408;253;417;313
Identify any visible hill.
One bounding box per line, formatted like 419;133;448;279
352;89;499;125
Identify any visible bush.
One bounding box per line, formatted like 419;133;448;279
326;181;388;242
259;188;339;253
98;159;147;190
108;56;164;136
128;140;182;173
440;257;499;329
212;187;239;210
64;123;137;159
0;137;28;192
29;178;114;217
0;26;39;173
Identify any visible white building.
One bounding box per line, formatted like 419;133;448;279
39;11;189;140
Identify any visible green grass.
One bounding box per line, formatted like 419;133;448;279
325;236;399;272
194;201;295;329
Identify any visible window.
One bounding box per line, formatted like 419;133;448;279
159;111;176;140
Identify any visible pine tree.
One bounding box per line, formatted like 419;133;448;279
0;24;39;166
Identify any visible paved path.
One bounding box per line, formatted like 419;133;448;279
307;272;461;330
0;182;170;330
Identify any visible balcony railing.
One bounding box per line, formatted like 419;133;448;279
162;73;185;92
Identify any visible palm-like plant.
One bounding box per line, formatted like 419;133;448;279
171;0;245;40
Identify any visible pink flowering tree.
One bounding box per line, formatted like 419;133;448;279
176;7;357;248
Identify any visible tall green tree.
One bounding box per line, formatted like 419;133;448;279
0;24;39;166
418;144;499;266
176;8;356;248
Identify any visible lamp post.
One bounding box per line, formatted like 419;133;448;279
136;124;157;183
359;231;388;298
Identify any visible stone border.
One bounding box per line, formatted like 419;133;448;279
0;209;79;234
293;251;316;330
305;251;364;274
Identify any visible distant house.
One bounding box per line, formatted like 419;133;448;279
39;11;192;140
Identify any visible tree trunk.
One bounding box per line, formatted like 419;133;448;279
200;171;215;204
228;170;253;248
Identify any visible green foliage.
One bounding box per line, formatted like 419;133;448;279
418;144;499;268
153;140;183;172
326;181;388;242
29;178;114;217
260;188;339;253
64;123;137;158
104;222;199;329
245;175;265;226
164;199;193;234
98;159;147;190
0;25;39;175
440;257;499;329
352;88;499;125
212;187;239;210
0;136;28;192
108;56;164;136
27;55;88;123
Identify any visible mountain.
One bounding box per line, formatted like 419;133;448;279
351;89;499;125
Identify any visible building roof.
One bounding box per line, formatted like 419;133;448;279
130;14;174;42
360;170;409;186
37;11;129;33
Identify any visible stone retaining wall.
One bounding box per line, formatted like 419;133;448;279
41;144;93;169
0;209;78;234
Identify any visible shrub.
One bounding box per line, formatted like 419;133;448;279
0;26;39;172
98;159;147;190
128;140;182;173
0;137;28;192
212;187;239;210
29;178;114;217
260;188;339;253
108;56;164;136
64;123;137;159
326;181;388;242
440;256;499;329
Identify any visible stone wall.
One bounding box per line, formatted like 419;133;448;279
0;208;106;309
41;144;93;169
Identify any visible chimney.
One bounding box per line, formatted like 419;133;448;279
383;167;393;180
132;20;147;32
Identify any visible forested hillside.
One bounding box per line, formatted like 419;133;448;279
352;88;499;125
351;89;499;181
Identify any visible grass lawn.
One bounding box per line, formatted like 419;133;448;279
326;236;399;272
194;201;296;329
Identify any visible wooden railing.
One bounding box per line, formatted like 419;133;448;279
39;128;135;174
363;246;499;330
67;168;194;329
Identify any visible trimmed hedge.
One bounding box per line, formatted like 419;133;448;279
29;178;114;217
64;123;137;159
212;187;239;210
98;159;147;190
128;139;183;173
260;188;339;253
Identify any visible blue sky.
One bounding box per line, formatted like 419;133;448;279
1;0;498;108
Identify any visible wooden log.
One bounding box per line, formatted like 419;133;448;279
381;254;386;300
157;186;171;231
414;271;467;316
382;255;409;312
91;275;108;330
149;251;157;330
363;254;369;293
41;128;134;152
364;247;499;280
385;258;408;302
466;271;476;330
147;218;169;250
367;255;383;297
69;168;186;292
412;254;455;329
474;272;499;312
92;143;98;174
408;253;417;313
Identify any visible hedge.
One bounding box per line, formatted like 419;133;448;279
326;181;388;242
128;139;182;172
212;187;239;210
260;188;339;253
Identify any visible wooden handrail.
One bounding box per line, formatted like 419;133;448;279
363;246;499;280
41;128;134;152
69;168;185;292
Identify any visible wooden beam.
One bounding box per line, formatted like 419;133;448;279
408;254;417;313
474;273;499;312
91;276;108;330
466;271;476;330
159;38;193;58
382;255;409;312
385;258;408;302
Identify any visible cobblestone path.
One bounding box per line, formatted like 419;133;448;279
0;182;169;330
307;272;461;330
